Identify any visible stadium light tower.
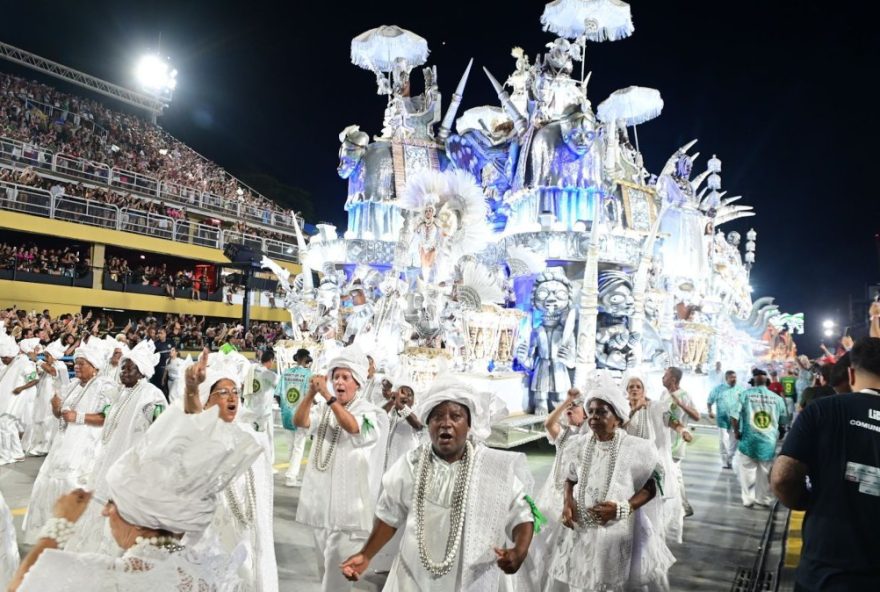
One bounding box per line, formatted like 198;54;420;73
135;54;177;105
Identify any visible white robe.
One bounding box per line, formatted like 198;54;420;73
0;355;38;431
296;397;389;533
1;489;19;589
189;426;278;592
21;360;69;456
624;402;684;544
546;430;674;592
65;380;167;554
22;376;115;544
165;358;186;406
377;444;535;592
18;542;242;591
384;409;424;472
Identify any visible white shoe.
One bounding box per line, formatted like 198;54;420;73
285;479;302;488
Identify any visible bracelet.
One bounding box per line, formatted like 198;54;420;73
38;517;76;547
614;500;632;521
326;396;338;406
75;412;85;425
398;405;413;419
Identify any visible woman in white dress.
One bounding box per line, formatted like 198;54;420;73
1;488;19;589
8;405;263;592
21;340;69;456
622;371;692;544
21;338;115;544
546;373;675;592
183;348;278;592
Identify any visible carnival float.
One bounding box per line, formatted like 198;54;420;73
264;1;802;447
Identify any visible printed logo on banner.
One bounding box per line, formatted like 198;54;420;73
253;378;261;393
286;387;301;406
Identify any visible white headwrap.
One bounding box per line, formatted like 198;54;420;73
389;364;415;392
18;337;41;354
105;406;262;535
121;339;160;379
44;339;66;360
0;322;17;357
325;344;368;388
73;337;111;372
103;335;130;357
621;368;648;395
197;348;251;406
583;369;630;423
414;376;508;441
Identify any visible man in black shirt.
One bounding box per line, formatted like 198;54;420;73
150;326;172;399
771;337;880;590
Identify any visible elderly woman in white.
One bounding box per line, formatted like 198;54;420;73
21;339;69;456
341;378;537;591
545;372;675;592
64;339;166;555
8;405;263;591
183;347;279;592
22;337;116;544
293;344;389;592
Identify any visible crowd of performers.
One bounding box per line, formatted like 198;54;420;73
0;313;837;591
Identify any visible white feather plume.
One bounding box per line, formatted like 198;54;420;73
506;245;546;277
459;260;504;305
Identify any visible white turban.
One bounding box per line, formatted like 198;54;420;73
325;344;368;389
389;365;415;392
0;324;17;357
583;369;630;423
73;337;111;372
621;369;648;394
44;339;67;360
105;406;262;535
414;376;508;442
197;348;252;406
104;335;129;356
18;338;41;354
121;339;160;379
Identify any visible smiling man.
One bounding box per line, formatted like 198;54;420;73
340;377;536;591
293;345;389;592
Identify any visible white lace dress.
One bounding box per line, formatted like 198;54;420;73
1;489;19;590
21;377;114;544
624;402;684;544
65;380;167;555
21;360;69;456
546;429;675;592
17;542;242;591
0;355;38;432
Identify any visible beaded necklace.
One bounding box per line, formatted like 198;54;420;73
102;382;144;444
629;405;650;440
415;440;473;578
312;392;358;472
58;377;96;432
225;467;256;527
132;535;185;554
576;429;622;527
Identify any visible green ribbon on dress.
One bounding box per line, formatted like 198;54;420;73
652;468;665;496
361;416;374;435
523;495;547;534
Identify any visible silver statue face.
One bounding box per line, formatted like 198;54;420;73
337;142;366;179
675;155;693;179
600;283;635;317
534;279;571;315
562;114;598;156
726;231;741;247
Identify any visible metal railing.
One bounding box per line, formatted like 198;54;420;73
0;180;299;262
0;134;304;233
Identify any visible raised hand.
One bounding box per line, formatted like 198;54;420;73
53;489;93;523
185;348;209;391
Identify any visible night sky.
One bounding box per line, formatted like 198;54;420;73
2;1;878;354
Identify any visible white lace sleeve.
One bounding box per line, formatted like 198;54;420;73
374;453;414;529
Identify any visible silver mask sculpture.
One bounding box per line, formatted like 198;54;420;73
596;270;640;370
516;270;576;415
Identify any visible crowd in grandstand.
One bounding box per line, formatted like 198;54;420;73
1;72;300;237
0;242;89;277
0;307;283;353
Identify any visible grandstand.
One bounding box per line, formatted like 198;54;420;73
0;53;305;331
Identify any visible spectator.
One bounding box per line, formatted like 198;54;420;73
771;337;880;591
799;363;835;410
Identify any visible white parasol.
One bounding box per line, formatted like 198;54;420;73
541;0;634;42
350;25;430;73
597;86;663;126
597;85;662;152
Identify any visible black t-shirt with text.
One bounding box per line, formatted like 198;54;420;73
781;391;880;590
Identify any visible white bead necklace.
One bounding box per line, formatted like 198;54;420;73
58;377;96;432
312;392;358;472
414;440;473;578
102;382;144;444
133;535;185;554
576;429;622;527
225;467;256;527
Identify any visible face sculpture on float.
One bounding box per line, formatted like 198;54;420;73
596;270;640;370
337;125;370;180
516;269;576;415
